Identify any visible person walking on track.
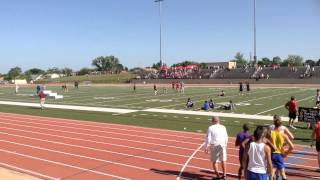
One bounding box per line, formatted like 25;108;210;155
204;116;228;180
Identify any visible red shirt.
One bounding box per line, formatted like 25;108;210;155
314;121;320;141
39;92;46;99
286;100;297;113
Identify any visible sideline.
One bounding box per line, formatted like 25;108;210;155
0;100;287;121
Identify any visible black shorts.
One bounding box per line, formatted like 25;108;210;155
316;141;320;152
316;101;320;105
289;112;297;119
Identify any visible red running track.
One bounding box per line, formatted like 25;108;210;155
0;112;318;180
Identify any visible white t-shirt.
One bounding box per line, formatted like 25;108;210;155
248;142;267;174
205;124;228;147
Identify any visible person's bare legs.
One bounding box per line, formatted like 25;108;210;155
221;161;226;179
212;162;220;178
280;169;287;179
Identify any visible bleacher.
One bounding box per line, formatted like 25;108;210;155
214;68;255;79
256;67;307;79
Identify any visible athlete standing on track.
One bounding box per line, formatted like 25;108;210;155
285;96;298;129
243;126;273;180
239;82;244;95
270;119;294;180
204;116;228;180
235;124;251;180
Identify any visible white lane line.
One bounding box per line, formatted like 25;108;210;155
0;113;312;151
0;112;311;148
0;148;130;180
0;162;59;180
0;138;148;171
255;96;313;115
0;118;197;147
0;125;316;163
177;143;204;180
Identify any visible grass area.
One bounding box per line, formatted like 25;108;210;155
34;72;134;84
0;104;313;145
0;85;316;116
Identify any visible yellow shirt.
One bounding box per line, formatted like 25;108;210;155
271;130;284;154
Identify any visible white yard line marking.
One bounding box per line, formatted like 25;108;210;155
0;100;138;114
255;96;313;115
177;143;204;180
0;148;130;180
0;162;59;180
143;108;288;121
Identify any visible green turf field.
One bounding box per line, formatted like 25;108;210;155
0;85;317;145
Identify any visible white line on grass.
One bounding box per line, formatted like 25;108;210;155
255;96;313;115
177;143;204;180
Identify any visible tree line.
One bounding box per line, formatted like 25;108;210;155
2;55;128;81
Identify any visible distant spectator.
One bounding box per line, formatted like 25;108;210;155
209;99;215;109
221;100;235;110
218;90;225;97
186;98;194;108
201;100;210;111
285;96;298;129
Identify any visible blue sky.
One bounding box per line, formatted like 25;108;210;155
0;0;319;73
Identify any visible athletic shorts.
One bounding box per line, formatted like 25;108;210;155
210;145;227;162
247;170;268;180
316;141;320;152
289;112;297;119
316;101;320;105
272;153;284;169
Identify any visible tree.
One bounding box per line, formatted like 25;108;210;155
198;63;207;69
151;61;162;70
172;61;198;67
91;55;123;73
232;52;247;68
284;55;304;66
258;57;272;67
305;59;316;66
317;59;320;66
78;68;92;75
7;67;22;80
25;68;45;75
272;56;282;65
61;68;73;76
46;67;61;74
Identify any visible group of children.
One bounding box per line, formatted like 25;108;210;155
186;97;235;111
235;115;294;180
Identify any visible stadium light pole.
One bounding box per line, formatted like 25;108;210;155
155;0;164;67
253;0;257;65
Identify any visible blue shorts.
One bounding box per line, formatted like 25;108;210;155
272;153;284;169
247;170;268;180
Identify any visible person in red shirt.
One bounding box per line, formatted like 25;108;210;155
38;90;46;110
285;96;298;129
311;115;320;170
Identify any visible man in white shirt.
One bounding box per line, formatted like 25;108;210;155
204;116;228;179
